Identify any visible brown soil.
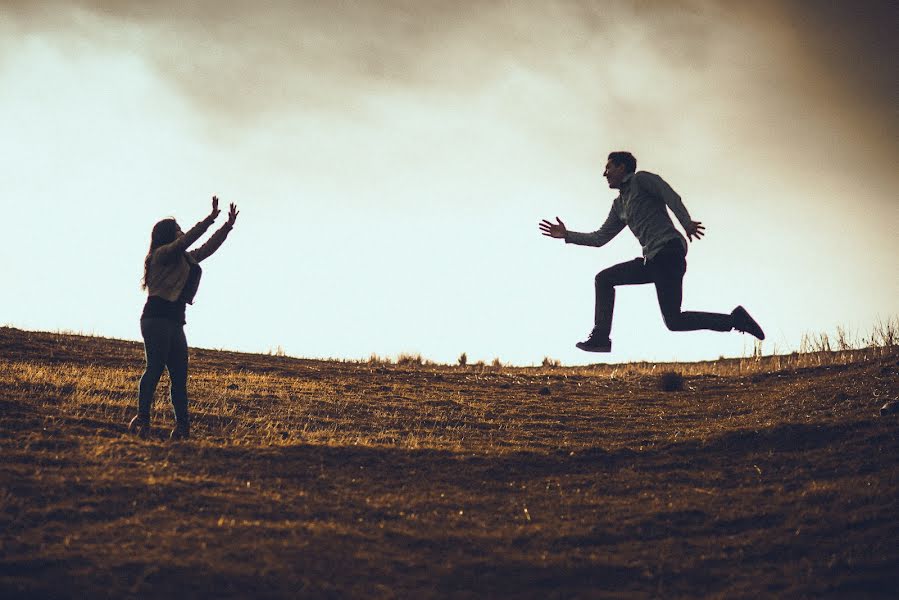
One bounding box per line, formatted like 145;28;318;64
0;327;897;599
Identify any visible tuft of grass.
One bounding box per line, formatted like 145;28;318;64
872;316;898;348
542;356;561;368
800;332;831;354
659;371;685;392
368;353;393;365
397;353;423;367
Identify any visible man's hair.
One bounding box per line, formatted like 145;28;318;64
608;151;637;174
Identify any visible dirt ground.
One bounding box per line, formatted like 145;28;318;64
1;327;897;599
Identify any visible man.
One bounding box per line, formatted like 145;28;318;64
539;151;764;352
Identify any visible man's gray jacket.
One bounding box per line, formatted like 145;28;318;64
565;171;693;261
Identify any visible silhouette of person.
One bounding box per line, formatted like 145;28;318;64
540;151;764;352
129;196;239;439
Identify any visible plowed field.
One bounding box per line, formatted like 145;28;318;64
1;328;897;598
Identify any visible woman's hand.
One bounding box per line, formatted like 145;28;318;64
227;203;239;227
210;196;222;220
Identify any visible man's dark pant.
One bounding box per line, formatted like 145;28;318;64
594;240;733;340
138;317;189;425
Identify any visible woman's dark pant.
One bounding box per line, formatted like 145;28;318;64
594;244;733;340
138;317;189;425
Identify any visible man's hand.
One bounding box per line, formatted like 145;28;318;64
539;217;567;239
685;220;705;242
210;196;221;220
226;203;239;227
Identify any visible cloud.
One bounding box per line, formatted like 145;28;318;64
1;1;735;115
4;0;895;177
779;0;898;122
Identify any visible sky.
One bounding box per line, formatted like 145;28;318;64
1;0;896;366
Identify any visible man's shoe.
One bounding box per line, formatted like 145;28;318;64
881;400;898;417
575;331;612;353
128;414;150;438
732;306;765;340
170;422;190;440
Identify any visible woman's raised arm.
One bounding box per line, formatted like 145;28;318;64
189;202;239;263
154;196;220;262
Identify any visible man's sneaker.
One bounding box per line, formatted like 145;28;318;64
732;306;765;340
128;414;150;438
575;331;612;353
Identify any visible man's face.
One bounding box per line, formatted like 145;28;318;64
603;160;627;189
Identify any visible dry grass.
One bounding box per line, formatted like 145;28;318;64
1;326;897;598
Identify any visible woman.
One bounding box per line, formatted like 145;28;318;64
129;196;239;440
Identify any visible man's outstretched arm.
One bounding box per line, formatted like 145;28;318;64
540;207;625;247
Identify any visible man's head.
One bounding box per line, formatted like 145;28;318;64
604;151;637;189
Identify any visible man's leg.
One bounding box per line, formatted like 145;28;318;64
593;258;654;340
651;252;733;332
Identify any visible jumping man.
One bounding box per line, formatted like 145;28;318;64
539;151;764;352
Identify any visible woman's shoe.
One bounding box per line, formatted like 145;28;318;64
128;414;150;438
169;422;190;440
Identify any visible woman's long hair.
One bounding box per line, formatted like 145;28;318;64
141;218;180;289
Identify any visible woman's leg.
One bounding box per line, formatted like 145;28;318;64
137;318;173;420
166;325;190;436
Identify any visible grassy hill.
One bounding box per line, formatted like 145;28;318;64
1;327;897;598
